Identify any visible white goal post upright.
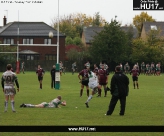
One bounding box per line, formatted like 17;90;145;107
17;10;19;74
55;0;60;90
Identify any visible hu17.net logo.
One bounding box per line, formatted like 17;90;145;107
133;0;164;10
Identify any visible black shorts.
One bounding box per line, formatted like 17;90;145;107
81;80;89;86
132;76;138;81
38;76;43;81
99;82;107;86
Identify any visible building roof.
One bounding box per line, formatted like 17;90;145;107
0;22;65;37
83;26;103;43
121;26;138;38
142;22;164;36
83;26;138;44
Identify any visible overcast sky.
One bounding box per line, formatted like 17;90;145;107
0;0;164;26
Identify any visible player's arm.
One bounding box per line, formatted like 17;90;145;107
110;76;115;94
50;69;52;76
61;100;66;106
78;74;82;83
106;73;109;83
15;79;19;92
78;71;83;82
1;77;4;92
106;75;108;83
78;74;81;80
97;70;100;83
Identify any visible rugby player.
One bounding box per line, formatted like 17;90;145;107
130;65;140;89
85;70;100;108
97;63;109;97
20;95;66;108
1;64;19;112
36;65;45;89
78;64;90;97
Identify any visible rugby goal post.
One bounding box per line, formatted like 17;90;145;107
0;44;58;73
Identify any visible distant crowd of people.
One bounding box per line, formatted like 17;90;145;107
119;62;161;76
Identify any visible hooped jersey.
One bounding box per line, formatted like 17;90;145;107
1;71;18;88
88;71;98;89
88;71;98;83
48;98;61;108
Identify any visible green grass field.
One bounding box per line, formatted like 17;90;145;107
0;71;163;136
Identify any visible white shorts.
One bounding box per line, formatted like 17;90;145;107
4;86;16;96
88;81;98;90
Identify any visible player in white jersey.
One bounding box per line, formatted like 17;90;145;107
20;95;66;108
85;70;100;108
1;64;19;112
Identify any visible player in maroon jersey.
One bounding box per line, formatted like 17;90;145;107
78;64;90;97
36;65;45;89
130;65;140;89
97;63;109;97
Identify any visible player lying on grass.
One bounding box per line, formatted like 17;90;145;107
20;95;66;108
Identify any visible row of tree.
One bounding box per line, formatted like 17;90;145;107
52;12;105;45
52;12;155;41
66;19;164;66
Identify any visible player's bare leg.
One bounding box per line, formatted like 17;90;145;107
85;87;98;108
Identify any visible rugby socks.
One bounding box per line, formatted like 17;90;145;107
4;101;8;112
99;89;101;97
87;89;89;97
133;83;135;89
98;89;101;97
40;84;42;89
104;88;107;97
137;83;139;89
80;89;83;97
11;101;16;112
86;95;93;103
25;104;35;107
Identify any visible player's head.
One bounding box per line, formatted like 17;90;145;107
53;65;56;68
133;65;137;69
101;63;105;69
115;65;121;72
57;95;62;100
86;65;90;69
38;65;41;68
7;64;12;70
85;63;90;69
